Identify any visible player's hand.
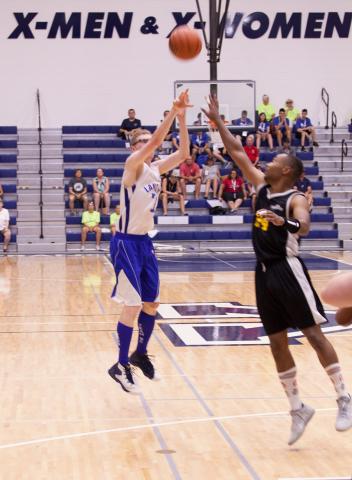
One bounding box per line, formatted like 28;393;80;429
201;94;221;122
257;209;285;226
173;89;192;115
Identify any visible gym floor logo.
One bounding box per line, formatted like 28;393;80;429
157;302;351;347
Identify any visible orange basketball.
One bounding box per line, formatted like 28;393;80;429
169;26;202;60
336;307;352;327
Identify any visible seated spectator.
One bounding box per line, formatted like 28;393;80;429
0;182;3;200
273;109;291;147
69;169;88;214
285;99;300;126
81;201;102;251
294;171;313;212
208;125;232;166
110;205;120;236
193;112;202;126
256;112;274;150
0;199;10;253
277;139;294;155
218;169;246;214
202;156;220;199
171;130;180;152
244;135;259;168
232;110;253;126
190;131;211;157
179;155;202;200
295;109;319;150
160;171;185;215
118;109;142;140
256;94;276;121
93;168;110;214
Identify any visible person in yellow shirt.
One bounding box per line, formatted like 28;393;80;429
285;99;300;125
110;205;120;236
81;201;102;251
256;94;276;121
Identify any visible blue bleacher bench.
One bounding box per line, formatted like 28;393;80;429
0;141;17;148
63;153;128;163
0;169;16;178
0;155;17;163
63;139;126;149
0;126;17;134
64;168;124;178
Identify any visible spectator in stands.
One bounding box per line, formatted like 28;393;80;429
232;110;253;126
218;169;246;214
0;182;3;200
0;199;10;253
295;109;319;151
81;200;102;251
118;109;142;140
294;170;313;212
171;130;180;152
179;155;202;200
277;139;294;155
160;171;185;215
190;130;211;157
244;135;259;168
285;99;300;125
162;110;173;141
273;108;291;147
110;205;120;236
202;156;220;199
256;112;274;150
193;112;202;126
256;94;276;121
69;169;88;214
93;168;110;215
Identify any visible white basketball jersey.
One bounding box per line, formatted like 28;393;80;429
118;163;161;235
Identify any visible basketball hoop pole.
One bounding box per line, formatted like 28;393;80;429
195;0;230;95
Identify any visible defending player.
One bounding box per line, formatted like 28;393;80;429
202;94;352;445
108;90;191;394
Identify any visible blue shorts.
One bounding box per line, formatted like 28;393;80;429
110;232;159;306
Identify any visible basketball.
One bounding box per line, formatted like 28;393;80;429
169;26;202;60
336;307;352;327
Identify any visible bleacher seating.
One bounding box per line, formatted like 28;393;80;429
62;125;337;250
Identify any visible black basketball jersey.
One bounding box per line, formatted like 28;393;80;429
252;184;304;263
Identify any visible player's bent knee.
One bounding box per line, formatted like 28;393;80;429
142;301;159;315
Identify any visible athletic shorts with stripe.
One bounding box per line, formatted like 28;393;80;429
255;256;327;335
110;232;160;306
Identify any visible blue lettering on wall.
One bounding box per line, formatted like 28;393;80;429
7;11;352;40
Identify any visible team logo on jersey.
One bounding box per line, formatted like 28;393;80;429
157;302;351;347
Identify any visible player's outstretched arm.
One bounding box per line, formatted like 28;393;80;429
155;108;190;174
321;272;352;308
202;95;264;187
125;90;191;172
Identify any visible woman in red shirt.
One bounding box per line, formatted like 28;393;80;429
218;169;247;214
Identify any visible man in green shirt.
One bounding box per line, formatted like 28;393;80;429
110;205;120;236
285;99;300;125
81;201;102;251
256;94;276;121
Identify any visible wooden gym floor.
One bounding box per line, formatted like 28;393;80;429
0;252;351;480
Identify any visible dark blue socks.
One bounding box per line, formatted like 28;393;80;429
137;311;156;354
117;322;133;365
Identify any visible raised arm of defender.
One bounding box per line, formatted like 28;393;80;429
202;94;264;187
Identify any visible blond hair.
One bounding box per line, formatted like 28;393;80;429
130;128;151;145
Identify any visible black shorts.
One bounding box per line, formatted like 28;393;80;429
222;191;244;202
255;257;327;335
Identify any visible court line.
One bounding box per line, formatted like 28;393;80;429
112;333;182;480
278;478;351;480
0;407;337;451
310;252;352;267
153;332;261;480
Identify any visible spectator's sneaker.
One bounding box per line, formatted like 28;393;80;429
130;351;161;381
108;362;140;394
301;146;306;152
80;245;85;251
336;395;352;431
288;403;315;445
313;141;319;147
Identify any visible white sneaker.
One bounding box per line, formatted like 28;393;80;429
288;403;315;445
108;362;140;395
80;245;85;251
336;395;352;431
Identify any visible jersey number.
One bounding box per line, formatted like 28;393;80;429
254;214;269;232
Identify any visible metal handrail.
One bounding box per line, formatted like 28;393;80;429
330;111;337;144
321;87;330;129
36;89;44;239
341;139;348;172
